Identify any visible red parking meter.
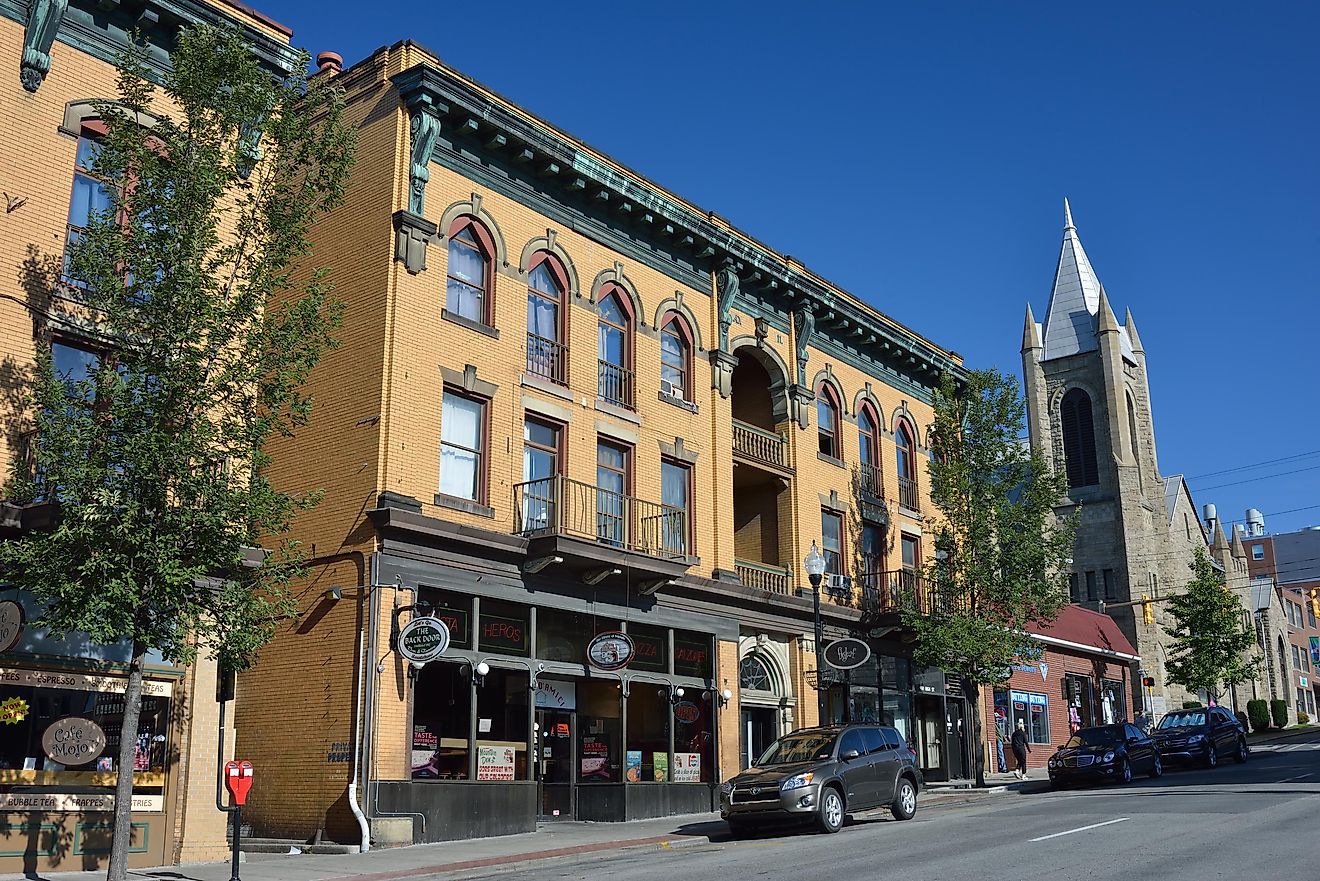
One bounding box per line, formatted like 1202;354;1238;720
224;760;254;806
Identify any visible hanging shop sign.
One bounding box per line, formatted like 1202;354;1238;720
41;716;107;766
398;616;450;665
0;600;23;653
673;701;701;724
587;631;635;671
823;638;872;670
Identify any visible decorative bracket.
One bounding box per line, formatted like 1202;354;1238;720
393;210;438;274
390;65;451;215
21;0;69;93
793;307;815;386
789;383;814;430
715;260;740;351
709;349;737;398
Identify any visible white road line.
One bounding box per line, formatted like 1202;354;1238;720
1029;818;1130;842
1273;772;1314;783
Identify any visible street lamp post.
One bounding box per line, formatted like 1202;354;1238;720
805;541;828;725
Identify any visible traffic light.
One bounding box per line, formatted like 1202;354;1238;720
1142;594;1154;625
1142;676;1155;688
1309;588;1319;619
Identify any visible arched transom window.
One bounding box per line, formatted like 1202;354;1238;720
1060;388;1100;488
739;654;774;692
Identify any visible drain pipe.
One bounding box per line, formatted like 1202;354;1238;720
347;570;371;852
368;578;428;837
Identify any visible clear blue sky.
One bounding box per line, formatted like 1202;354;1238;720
263;0;1320;535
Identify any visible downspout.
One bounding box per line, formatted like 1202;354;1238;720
347;560;371;852
368;580;428;837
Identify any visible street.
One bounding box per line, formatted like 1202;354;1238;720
455;730;1320;881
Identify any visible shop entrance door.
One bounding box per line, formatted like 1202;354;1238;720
741;706;777;769
946;700;967;780
915;695;945;780
536;709;575;819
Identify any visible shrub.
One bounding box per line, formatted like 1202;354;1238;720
1181;701;1204;709
1271;699;1290;728
1235;711;1250;731
1248;699;1270;732
1299;711;1311;725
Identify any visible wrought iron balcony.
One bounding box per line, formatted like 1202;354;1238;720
735;558;791;595
597;360;635;409
514;476;691;580
898;475;920;512
732;419;788;470
859;568;932;620
858;462;884;500
526;333;568;386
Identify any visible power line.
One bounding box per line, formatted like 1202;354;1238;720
1192;463;1320;493
1228;504;1320;524
1185;449;1320;482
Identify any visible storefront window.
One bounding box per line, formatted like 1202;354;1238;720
1010;690;1049;743
578;680;622;783
879;655;912;743
625;690;669;782
419;587;472;649
1065;674;1094;733
479;598;529;657
412;661;471;779
475;669;529;781
627;623;668;673
673;693;714;783
1100;678;1126;724
673;630;712;679
536;608;619;665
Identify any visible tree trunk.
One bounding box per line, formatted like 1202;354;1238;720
967;679;986;788
107;639;147;881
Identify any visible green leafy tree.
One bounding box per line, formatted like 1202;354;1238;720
904;369;1077;786
0;26;354;879
1165;548;1259;701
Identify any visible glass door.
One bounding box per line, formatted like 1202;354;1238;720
537;709;574;819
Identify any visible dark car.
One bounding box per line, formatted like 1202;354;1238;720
1150;706;1248;767
719;725;922;835
1047;723;1162;788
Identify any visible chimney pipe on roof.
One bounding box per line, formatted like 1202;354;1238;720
316;51;343;76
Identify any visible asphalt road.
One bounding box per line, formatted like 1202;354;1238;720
455;730;1320;881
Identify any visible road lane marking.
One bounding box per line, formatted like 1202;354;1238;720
1029;818;1129;842
1273;773;1313;783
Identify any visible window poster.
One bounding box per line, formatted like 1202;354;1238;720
625;750;642;782
477;745;516;781
652;751;669;782
580;735;610;781
672;752;700;782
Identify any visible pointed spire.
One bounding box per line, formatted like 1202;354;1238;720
1097;287;1120;334
1040;200;1105;360
1125;308;1144;354
1212;521;1230;553
1064;197;1075;231
1231;526;1247;559
1022;303;1041;353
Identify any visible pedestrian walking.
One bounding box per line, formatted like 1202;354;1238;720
1010;719;1030;779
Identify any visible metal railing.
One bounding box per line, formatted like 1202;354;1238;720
732;420;787;468
858;462;884;499
898;475;920;512
526;333;568;385
735;558;791;595
597;360;635;409
859;569;935;617
514;474;687;559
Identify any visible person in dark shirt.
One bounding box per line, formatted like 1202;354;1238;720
1010;719;1031;779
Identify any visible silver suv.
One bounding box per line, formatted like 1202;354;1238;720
719;725;922;835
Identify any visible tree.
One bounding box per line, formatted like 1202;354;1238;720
1165;548;1259;700
903;369;1077;786
0;26;355;880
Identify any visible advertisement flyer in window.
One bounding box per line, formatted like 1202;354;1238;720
672;752;700;782
625;750;642;782
580;735;610;781
652;752;668;782
477;746;516;781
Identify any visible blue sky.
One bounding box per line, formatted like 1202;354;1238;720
263;1;1320;534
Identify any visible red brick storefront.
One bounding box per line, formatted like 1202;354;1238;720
983;605;1140;772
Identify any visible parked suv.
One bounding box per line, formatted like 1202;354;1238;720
1150;706;1248;767
719;725;922;835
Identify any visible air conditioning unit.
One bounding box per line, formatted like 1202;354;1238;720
826;574;852;594
659;378;676;398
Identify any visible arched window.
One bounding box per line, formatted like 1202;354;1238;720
446;217;495;325
739;655;774;692
1060;388;1100;488
659;312;693;402
817;384;841;459
858;403;882;496
1126;392;1140;459
526;253;569;385
597;289;633;408
895;418;919;511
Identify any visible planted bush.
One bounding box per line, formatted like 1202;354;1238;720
1247;699;1270;731
1271;699;1290;728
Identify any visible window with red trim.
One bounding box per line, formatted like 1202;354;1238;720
63;125;115;288
446;218;493;325
526;253;569;384
597;289;633;408
816;384;841;459
659;312;693;402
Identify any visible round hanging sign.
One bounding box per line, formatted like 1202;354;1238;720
586;631;635;671
0;599;24;653
823;638;872;671
42;716;107;766
398;616;450;665
673;701;702;724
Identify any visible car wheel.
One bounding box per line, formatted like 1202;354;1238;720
1118;757;1132;784
1205;743;1218;769
816;786;844;834
891;777;917;821
1149;753;1163;779
1235;738;1249;764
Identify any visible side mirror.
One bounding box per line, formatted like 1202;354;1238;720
842;749;862;761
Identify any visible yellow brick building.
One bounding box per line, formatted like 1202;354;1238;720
0;0;302;873
237;41;969;847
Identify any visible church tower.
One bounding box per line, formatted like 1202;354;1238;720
1022;201;1202;719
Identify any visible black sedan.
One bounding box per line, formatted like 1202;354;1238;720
1150;706;1248;768
1047;723;1162;788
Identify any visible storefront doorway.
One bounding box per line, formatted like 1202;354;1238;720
741;706;777;768
946;699;967;780
915;695;944;775
536;708;575;819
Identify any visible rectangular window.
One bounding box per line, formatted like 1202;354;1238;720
479;598;529;657
1010;690;1050;744
660;324;688;401
1069;573;1081;603
1309;605;1317;629
535;607;619;665
523;417;561;482
412;662;471;779
440;390;485;502
578;679;622;783
596;440;630;546
660;458;691;556
626;689;669;783
1298;688;1307;717
627;623;668;673
821;509;844;576
1102;569;1117;601
1252;544;1264;561
64;131;115;288
1307;689;1317;718
1293;644;1302;670
861;523;885;581
1086;571;1099;603
51;339;102;402
900;533;919;571
418;587;472;649
475;669;530;781
673;630;713;679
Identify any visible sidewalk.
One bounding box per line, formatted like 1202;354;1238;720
0;784;1041;881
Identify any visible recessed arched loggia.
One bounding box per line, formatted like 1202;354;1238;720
728;341;794;595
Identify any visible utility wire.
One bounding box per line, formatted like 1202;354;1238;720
1190;463;1320;493
1185;449;1320;482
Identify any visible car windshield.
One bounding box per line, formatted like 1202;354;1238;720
1158;711;1206;729
1064;725;1125;748
756;732;838;766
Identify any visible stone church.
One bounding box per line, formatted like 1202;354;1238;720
1020;202;1269;721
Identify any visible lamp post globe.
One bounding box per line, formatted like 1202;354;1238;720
804;541;828;725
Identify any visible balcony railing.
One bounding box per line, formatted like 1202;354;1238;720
859;569;968;620
898;475;920;512
732;420;787;469
735;558;791;595
527;333;568;385
858;462;884;500
597;360;635;409
514;474;687;559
